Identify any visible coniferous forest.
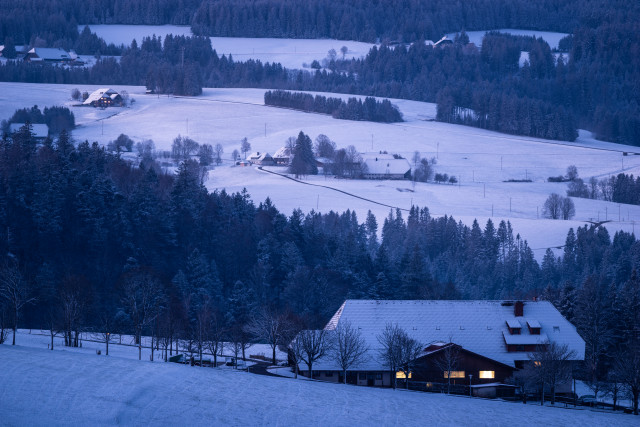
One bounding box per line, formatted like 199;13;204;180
0;128;639;388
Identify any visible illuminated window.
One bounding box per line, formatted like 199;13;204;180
479;371;495;379
444;371;465;378
534;361;541;367
396;371;413;379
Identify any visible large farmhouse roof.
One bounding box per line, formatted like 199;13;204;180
362;157;411;176
83;88;120;105
273;146;291;159
308;300;585;371
9;123;48;138
28;47;71;61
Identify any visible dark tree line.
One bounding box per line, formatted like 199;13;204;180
1;0;627;45
264;90;403;123
568;172;640;206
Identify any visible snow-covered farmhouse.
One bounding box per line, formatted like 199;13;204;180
272;146;291;165
83;88;123;108
9;123;49;140
248;152;274;166
362;157;411;179
24;47;72;63
296;300;585;394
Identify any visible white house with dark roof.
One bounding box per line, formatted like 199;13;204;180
296;299;585;390
83;88;123;108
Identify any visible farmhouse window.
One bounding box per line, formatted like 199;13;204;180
444;371;465;378
479;371;495;379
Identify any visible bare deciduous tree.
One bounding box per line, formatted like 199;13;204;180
0;302;10;344
529;342;577;405
543;193;562;219
331;321;369;384
0;262;34;345
433;340;461;394
214;143;224;165
241;137;251;159
121;269;165;360
377;323;422;389
298;329;329;379
614;343;640;415
99;313;115;356
245;308;293;365
205;312;226;367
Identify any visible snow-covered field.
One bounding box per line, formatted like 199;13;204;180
446;29;569;49
2;82;640;257
83;25;375;69
5;329;286;363
1;335;635;426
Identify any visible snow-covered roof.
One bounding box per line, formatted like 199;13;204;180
502;331;549;345
506;319;521;329
258;152;272;160
273;146;291;158
9;123;48;138
362;158;411;175
83;88;119;105
527;319;541;328
309;300;585;371
28;47;71;61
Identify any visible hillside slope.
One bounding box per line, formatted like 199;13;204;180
0;344;635;426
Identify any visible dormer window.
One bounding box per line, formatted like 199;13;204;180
506;319;521;335
527;320;541;335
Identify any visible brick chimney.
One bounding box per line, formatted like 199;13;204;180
515;301;524;317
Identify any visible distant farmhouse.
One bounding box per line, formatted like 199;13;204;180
248;152;274;166
83;88;123;108
295;300;585;396
272;146;291;165
25;47;72;63
9;123;48;140
362;156;411;179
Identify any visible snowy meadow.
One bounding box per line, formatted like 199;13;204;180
2;82;639;257
0;333;635;426
82;25;375;70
